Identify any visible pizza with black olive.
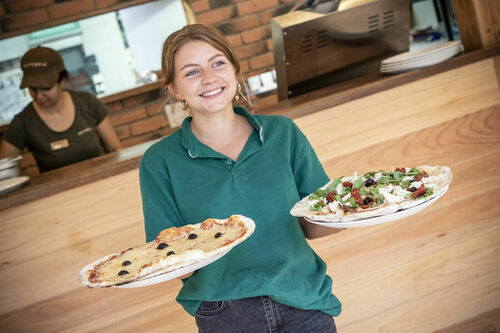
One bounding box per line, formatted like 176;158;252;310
80;215;255;288
291;165;452;222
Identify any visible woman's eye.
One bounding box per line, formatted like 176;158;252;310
185;70;198;77
213;60;225;67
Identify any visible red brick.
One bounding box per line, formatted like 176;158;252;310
258;3;293;24
234;40;266;60
239;59;250;74
122;90;159;108
48;0;95;20
146;100;166;117
209;0;232;8
226;34;242;47
196;5;235;25
241;25;270;44
237;0;279;16
104;100;123;113
216;14;259;35
2;9;49;30
249;52;274;70
266;38;273;51
4;0;52;13
115;125;131;140
191;0;210;13
95;0;117;9
130;115;168;136
110;107;147;126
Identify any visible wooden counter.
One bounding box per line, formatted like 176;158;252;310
1;47;499;211
0;49;499;332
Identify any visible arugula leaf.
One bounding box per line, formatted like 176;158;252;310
353;177;365;189
347;198;358;208
378;176;390;184
310;201;327;211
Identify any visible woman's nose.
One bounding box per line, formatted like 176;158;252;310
201;69;216;85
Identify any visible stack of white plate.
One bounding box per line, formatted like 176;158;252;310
380;41;463;74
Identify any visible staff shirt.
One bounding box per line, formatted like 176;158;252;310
139;106;342;317
3;90;107;172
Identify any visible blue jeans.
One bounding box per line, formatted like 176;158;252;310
195;296;337;333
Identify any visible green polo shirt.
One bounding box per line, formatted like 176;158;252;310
139;106;342;317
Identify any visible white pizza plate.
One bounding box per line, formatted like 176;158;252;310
304;184;449;228
380;48;461;74
115;248;231;288
380;46;461;70
0;176;29;196
381;41;462;65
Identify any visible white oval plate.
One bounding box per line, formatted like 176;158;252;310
304;185;449;228
0;176;29;196
381;41;462;65
115;248;231;288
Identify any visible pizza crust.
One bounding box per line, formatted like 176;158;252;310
80;215;255;288
291;165;452;222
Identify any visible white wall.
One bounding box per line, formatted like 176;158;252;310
118;0;187;76
79;12;137;95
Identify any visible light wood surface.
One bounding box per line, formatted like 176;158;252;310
453;0;500;52
0;55;499;332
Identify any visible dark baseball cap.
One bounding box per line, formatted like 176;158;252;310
20;46;66;89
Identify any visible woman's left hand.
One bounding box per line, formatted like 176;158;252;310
299;218;345;239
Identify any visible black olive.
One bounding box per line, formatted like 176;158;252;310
409;187;417;192
188;233;198;239
363;197;372;205
167;251;175;256
215;232;223;238
122;260;131;266
156;243;168;250
118;270;129;276
365;178;374;187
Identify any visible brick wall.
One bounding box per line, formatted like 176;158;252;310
192;0;293;80
1;0;290;176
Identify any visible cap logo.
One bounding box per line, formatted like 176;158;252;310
23;62;48;68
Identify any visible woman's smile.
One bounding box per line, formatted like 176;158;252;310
200;87;225;98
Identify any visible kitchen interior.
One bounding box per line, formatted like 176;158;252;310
0;0;499;332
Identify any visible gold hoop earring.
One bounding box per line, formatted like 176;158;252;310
178;99;188;111
234;82;243;101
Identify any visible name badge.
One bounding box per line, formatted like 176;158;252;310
50;139;70;151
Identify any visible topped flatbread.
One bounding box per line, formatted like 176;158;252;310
291;165;452;222
80;215;255;288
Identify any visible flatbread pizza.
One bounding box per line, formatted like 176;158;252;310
80;215;255;288
291;165;452;222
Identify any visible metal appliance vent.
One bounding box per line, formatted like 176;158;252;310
300;30;328;52
383;10;395;29
317;30;328;48
368;14;380;32
301;34;314;52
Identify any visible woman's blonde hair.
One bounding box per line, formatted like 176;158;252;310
161;24;241;88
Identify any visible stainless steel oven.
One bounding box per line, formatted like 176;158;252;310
271;0;410;100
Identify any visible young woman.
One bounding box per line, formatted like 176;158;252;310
139;24;342;332
0;46;121;173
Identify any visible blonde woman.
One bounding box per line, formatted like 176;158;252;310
140;24;342;332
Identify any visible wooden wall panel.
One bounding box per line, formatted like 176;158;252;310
0;56;499;332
